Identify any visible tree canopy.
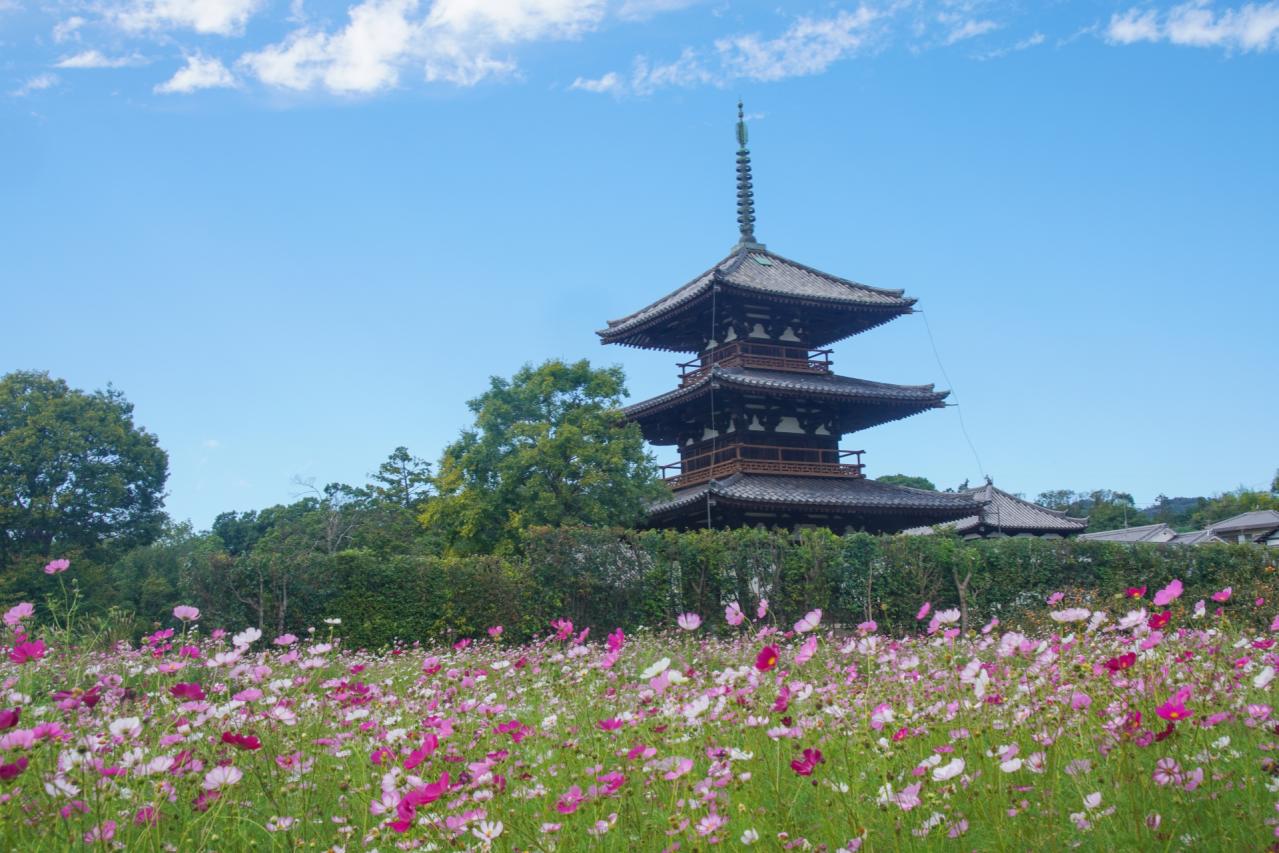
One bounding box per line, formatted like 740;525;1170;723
421;359;665;554
877;474;937;491
0;370;168;569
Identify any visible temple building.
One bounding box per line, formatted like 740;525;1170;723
903;480;1088;539
599;104;978;533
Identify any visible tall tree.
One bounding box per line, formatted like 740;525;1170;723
368;446;433;509
422;359;665;554
0;371;168;569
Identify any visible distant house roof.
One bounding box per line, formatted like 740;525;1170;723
621;365;947;424
1169;529;1222;545
1079;522;1178;543
1209;510;1279;534
649;472;978;518
598;248;915;351
902;482;1087;537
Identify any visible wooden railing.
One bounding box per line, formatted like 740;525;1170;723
678;341;832;385
660;443;864;489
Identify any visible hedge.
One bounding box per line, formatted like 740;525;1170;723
321;527;1277;649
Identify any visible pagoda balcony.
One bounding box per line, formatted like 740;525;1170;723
660;443;865;489
678;341;832;386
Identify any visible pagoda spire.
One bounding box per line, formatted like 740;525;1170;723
734;100;765;252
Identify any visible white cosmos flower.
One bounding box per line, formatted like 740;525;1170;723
1000;757;1023;773
933;757;964;781
233;627;262;648
1083;791;1102;810
934;608;961;625
640;658;671;680
1255;666;1275;689
109;717;142;739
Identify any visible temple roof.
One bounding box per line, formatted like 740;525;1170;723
903;483;1087;536
1079;522;1177;543
648;472;979;520
622;365;947;423
598;247;915;351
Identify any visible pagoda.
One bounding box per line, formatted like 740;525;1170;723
598;104;979;533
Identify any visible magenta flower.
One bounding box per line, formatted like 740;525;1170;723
9;639;45;664
916;601;932;621
1211;587;1232;603
172;605;200;622
487;625;504;639
1153;579;1183;607
43;559;70;575
555;784;584;814
754;645;779;672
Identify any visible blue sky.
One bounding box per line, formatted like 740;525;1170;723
2;1;1277;528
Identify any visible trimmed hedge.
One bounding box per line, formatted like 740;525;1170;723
322;527;1277;649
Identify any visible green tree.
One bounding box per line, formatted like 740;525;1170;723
0;371;168;569
368;446;433;509
877;474;936;491
421;359;665;554
1190;488;1279;530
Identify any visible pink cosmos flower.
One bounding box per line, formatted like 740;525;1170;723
487;625;503;639
1153;579;1183;607
607;628;625;652
795;634;818;665
550;619;573;641
170;682;205;701
555;784;584;814
1156;686;1193;722
0;708;19;731
83;820;116;843
173;605;200;622
3;602;34;627
1046;592;1065;605
43;559;70;575
793;608;822;633
1152;757;1181;786
754;645;779;672
756;598;768;620
894;781;922;810
677;613;701;631
9;639;45;664
1211;587;1232;603
916;602;931;621
725;602;745;626
202;765;242;790
663;758;694;780
273;634;298;646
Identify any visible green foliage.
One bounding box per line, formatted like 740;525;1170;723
0;370;168;569
1189;487;1279;530
421;359;666;555
876;473;936;491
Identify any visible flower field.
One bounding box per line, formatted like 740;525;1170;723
4;564;1279;850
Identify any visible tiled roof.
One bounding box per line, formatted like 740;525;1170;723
1169;529;1221;545
1208;510;1279;534
622;366;947;420
648;472;979;518
1079;523;1177;543
902;482;1087;536
598;247;914;348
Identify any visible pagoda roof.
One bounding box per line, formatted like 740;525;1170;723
622;365;947;429
598;246;915;352
903;482;1087;536
648;472;978;520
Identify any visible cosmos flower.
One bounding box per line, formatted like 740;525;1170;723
794;609;822;633
3;602;34;627
43;559;70;575
725;602;745;626
9;639;46;664
1153;579;1183;607
754;645;779;672
173;605;200;621
203;765;243;790
677;613;702;631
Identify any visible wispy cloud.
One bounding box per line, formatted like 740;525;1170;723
52;16;85;42
974;30;1044;60
154;53;236;92
943;18;1000;46
1106;2;1279;51
10;72;57;96
239;0;605;93
111;0;266;36
55;50;149;68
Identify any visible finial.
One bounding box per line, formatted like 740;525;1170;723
733;100;763;252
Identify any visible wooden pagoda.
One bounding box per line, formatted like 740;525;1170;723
598;104;979;533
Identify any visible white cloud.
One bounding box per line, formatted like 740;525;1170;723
569;69;621;93
113;0;265;36
11;73;58;96
53;16;86;42
1107;2;1279;51
154;53;236;92
617;0;701;22
241;0;606;93
944;18;999;45
56;50;149;68
239;0;420;93
715;7;881;81
974;30;1044;60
